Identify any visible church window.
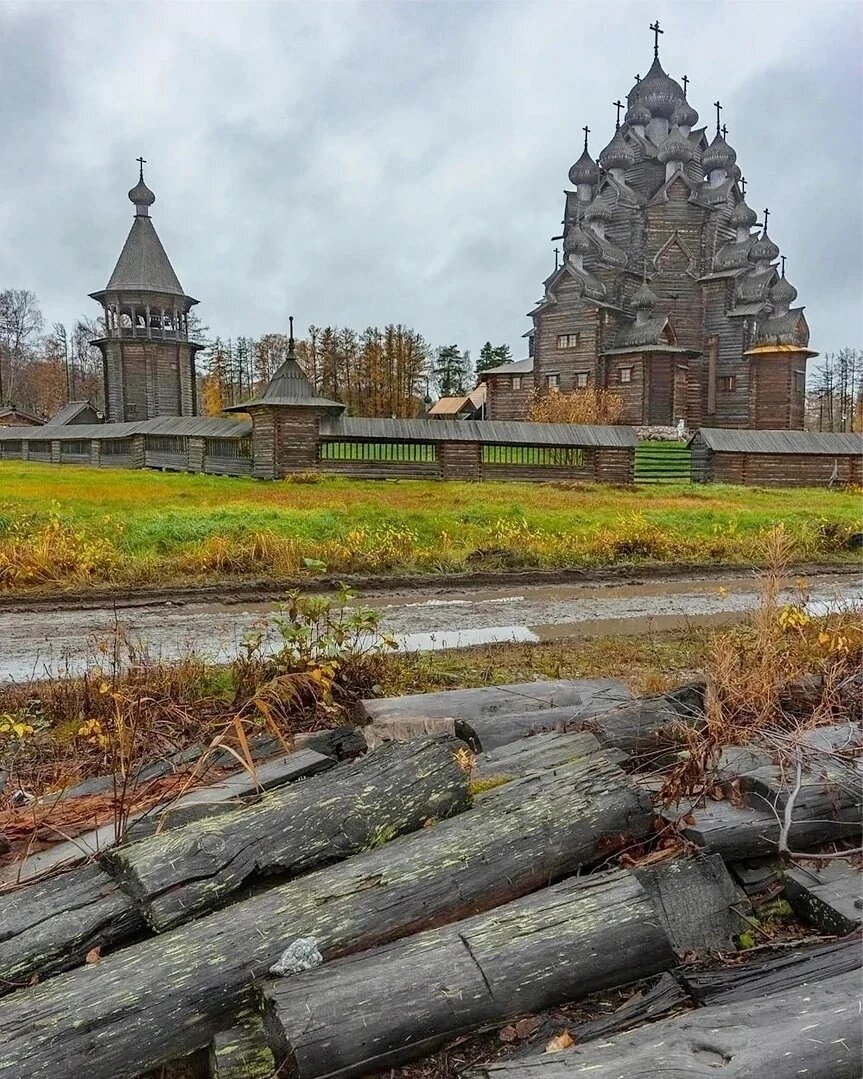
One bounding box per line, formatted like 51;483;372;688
618;367;633;384
793;371;806;393
719;375;737;392
557;333;579;349
546;373;560;389
575;371;590;388
511;376;522;390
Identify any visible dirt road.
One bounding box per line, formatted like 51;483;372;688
1;570;859;682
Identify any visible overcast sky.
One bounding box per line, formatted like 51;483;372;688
0;0;860;363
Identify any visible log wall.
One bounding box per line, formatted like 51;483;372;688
485;372;536;421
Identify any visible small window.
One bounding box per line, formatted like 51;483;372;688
618;367;633;384
574;371;590;389
546;373;560;389
793;371;806;394
557;333;579;349
511;375;522;390
719;375;737;392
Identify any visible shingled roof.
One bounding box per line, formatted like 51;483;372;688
225;352;344;414
689;428;863;456
105;218;184;296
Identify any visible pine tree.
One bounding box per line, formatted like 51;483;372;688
432;345;471;397
476;342;512;373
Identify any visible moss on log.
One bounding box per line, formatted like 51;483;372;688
0;749;651;1079
103;737;471;931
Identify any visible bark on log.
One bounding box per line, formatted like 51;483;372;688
678;937;863;1006
468;970;862;1079
0;865;144;995
0;750;651;1079
260;869;675;1079
104;737;471;931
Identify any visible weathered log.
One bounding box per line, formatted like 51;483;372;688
260;869;675;1078
633;854;749;954
458;684;704;756
104;737;471;931
125;746;335;841
784;861;863;935
471;730;603;782
581;683;705;756
714;748;862;839
358;679;632;736
0;865;144;994
669;792;861;862
0;750;651;1079
678;937;862;1005
469;970;862;1079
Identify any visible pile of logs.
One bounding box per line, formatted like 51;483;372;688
0;678;859;1079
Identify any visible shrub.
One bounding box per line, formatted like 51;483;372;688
529;387;625;425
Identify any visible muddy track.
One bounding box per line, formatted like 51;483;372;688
0;561;858;614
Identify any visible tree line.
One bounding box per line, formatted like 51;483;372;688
6;283;857;430
0;286;515;420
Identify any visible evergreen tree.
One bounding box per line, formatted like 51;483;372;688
431;344;471;397
476;341;512;373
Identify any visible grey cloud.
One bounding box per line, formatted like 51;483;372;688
0;0;859;365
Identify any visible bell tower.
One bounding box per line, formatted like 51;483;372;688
90;160;202;421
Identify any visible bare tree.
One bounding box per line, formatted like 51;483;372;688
0;288;44;404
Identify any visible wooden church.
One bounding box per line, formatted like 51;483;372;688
486;22;817;430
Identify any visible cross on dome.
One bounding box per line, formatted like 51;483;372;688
649;19;663;58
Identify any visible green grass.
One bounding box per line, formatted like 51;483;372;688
0;461;860;593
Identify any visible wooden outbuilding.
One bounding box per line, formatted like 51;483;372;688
689;428;863;487
0;406;44;428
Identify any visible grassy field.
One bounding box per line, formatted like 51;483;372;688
0;461;860;592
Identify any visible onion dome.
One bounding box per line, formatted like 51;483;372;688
750;229;780;263
563;224;593;257
599;127;635;172
657;127;696;165
729;199;757;229
771;274;798;305
702;132;737;174
625;100;652;127
568;147;600;187
128;160;155;214
637;57;685;119
671;99;698;128
631;281;659;310
584;198;614;224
